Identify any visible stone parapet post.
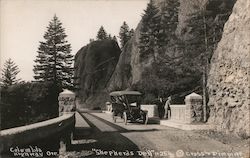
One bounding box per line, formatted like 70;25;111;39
185;93;203;123
58;89;76;152
58;89;76;116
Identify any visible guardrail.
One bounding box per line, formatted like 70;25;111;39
0;113;75;153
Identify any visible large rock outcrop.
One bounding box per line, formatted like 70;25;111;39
207;0;250;138
108;0;235;103
108;22;142;91
74;0;236;109
74;40;121;108
108;0;202;96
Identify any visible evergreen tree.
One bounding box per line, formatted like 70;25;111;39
206;0;234;58
33;15;73;88
184;0;234;121
108;34;112;40
184;7;214;122
185;0;233;62
157;0;179;47
96;26;108;40
112;36;118;42
129;29;135;38
119;21;131;50
0;58;21;88
139;0;160;59
89;38;95;42
185;6;219;64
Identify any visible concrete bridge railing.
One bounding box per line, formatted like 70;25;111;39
0;113;75;153
170;105;186;123
1;89;77;153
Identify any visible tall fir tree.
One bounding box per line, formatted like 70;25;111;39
112;36;118;42
129;29;135;38
33;15;73;88
157;0;179;47
185;6;217;64
96;26;108;40
139;0;160;59
108;34;112;40
206;0;234;59
119;21;131;50
0;58;21;88
185;0;233;62
184;1;234;120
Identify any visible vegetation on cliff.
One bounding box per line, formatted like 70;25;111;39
108;0;235;104
74;0;236;109
119;21;134;50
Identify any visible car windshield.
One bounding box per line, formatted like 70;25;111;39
126;95;141;104
111;96;124;104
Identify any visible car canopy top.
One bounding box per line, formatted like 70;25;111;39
109;91;142;96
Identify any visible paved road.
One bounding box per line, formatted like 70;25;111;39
62;112;248;158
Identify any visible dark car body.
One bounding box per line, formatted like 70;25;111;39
109;91;148;125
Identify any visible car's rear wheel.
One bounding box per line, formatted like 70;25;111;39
112;112;116;123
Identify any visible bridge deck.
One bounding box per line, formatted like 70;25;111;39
81;113;118;132
75;111;90;128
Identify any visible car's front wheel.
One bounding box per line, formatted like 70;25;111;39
142;112;148;125
123;112;127;125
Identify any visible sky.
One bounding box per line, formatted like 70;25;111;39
0;0;148;81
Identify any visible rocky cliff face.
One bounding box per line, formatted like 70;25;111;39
108;0;199;97
74;40;121;108
74;0;236;111
108;22;142;91
108;0;235;103
207;0;250;138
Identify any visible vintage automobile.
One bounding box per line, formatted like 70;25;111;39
109;91;148;125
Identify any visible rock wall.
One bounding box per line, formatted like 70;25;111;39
108;0;235;103
74;40;121;108
74;0;236;110
207;0;250;138
107;21;143;91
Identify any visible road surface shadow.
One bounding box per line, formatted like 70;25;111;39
88;113;159;134
68;112;143;157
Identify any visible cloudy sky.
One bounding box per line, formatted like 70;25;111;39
0;0;148;81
